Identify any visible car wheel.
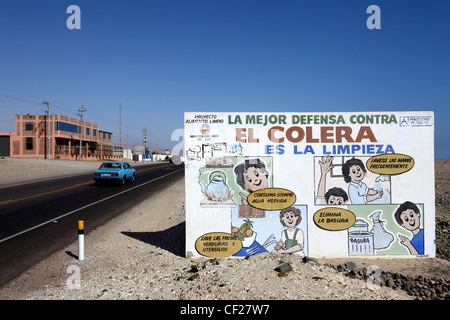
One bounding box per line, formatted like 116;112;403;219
120;176;126;185
130;173;135;182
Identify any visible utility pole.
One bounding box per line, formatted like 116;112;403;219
143;128;147;161
41;99;51;159
119;103;122;149
77;105;86;160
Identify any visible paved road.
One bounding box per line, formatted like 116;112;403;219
0;162;184;287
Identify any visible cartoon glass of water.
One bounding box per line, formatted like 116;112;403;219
348;219;374;256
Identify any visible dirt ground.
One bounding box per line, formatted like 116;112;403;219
0;158;448;300
435;160;450;221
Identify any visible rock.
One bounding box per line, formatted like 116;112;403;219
344;262;358;271
275;263;293;273
278;271;289;277
324;258;450;301
435;285;443;294
403;281;412;292
386;278;395;288
190;264;199;273
302;256;319;265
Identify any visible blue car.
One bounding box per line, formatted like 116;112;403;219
93;161;136;185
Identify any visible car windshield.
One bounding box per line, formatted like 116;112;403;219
99;163;122;169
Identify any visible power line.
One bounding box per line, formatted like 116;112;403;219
0;88;170;150
0;94;42;106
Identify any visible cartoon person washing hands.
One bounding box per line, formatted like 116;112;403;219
342;157;383;204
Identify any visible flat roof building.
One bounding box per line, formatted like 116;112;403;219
10;114;122;161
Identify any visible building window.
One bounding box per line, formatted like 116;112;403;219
25;122;34;131
55;121;80;134
26;137;33;150
86;127;90;136
93;129;97;137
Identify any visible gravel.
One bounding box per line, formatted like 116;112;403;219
0;158;448;300
0;158;104;186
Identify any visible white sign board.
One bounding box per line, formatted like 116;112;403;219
184;111;435;258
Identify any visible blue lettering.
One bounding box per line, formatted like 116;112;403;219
385;145;395;153
320;144;395;155
352;145;361;154
266;145;284;155
305;145;315;154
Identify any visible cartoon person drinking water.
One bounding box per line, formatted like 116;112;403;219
234;158;270;218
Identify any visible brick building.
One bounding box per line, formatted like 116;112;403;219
9;114;123;160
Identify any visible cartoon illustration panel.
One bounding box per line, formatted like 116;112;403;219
197;156;273;210
231;205;308;257
348;203;424;256
314;156;392;206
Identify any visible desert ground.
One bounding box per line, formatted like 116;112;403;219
0;157;448;300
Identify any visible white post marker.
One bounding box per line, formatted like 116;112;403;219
78;220;84;261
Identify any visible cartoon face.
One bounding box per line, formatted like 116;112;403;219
328;195;346;205
243;167;268;192
280;210;299;228
399;209;421;231
348;165;365;183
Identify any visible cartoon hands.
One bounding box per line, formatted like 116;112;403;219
239;192;248;205
275;242;303;254
398;234;411;246
319;155;334;175
398;233;419;255
375;190;383;199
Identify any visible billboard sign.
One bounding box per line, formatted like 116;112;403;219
184;111;435;258
133;144;145;154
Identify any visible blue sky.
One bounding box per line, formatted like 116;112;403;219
0;0;448;158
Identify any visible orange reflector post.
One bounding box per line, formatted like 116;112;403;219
78;220;84;232
78;220;84;261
